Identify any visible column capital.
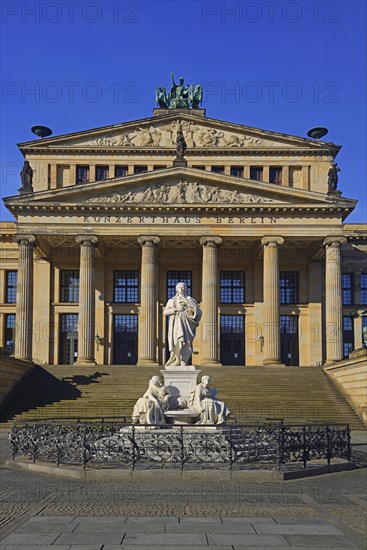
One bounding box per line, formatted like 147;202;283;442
261;236;284;247
14;234;38;246
138;235;160;247
75;235;99;247
200;236;222;248
323;236;347;248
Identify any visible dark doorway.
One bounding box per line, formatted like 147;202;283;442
220;315;245;365
113;314;138;365
343;316;354;358
59;314;78;365
280;315;299;366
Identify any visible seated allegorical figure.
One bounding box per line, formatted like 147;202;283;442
190;375;230;425
132;376;171;425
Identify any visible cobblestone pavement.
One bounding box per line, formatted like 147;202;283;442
1;430;366;549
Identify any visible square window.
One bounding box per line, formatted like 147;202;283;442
115;165;128;178
76;165;89;184
220;272;245;304
250;166;263;181
269;166;282;184
114;271;139;303
6;271;17;303
230;166;244;178
96;166;109;180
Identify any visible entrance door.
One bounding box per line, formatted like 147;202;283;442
59;314;78;365
343;316;354;358
113;314;138;365
220;315;245;365
280;315;299;366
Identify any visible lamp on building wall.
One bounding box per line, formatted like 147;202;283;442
259;334;264;352
95;334;102;351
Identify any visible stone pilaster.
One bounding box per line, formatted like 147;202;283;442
323;236;347;364
138;236;160;365
200;236;222;365
261;236;284;366
75;235;99;365
14;235;37;361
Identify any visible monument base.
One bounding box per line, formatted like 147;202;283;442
161;366;201;410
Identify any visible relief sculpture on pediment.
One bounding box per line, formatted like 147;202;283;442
89;122;270;148
87;181;275;205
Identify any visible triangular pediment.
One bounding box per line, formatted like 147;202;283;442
18;112;340;152
4;168;356;212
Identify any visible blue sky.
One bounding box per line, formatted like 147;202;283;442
1;0;366;222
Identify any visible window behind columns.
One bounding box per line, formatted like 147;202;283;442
220;271;245;303
96;165;109;180
250;166;263;181
60;270;80;303
343;316;354;358
279;272;299;304
114;271;139;303
230;166;244;178
360;273;367;305
4;313;15;354
167;271;192;299
5;271;17;303
342;273;353;305
115;165;128;177
76;165;89;184
269;166;283;185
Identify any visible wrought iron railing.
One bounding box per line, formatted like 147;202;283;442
9;421;351;470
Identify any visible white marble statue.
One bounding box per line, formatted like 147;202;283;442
190;375;230;425
163;282;202;367
132;376;171;425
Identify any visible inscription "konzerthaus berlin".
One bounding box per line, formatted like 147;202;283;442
83;215;277;224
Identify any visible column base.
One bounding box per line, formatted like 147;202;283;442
74;358;97;366
137;359;159;366
200;360;222;367
324;359;342;366
262;358;285;367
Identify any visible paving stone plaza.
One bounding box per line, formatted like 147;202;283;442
1;430;366;549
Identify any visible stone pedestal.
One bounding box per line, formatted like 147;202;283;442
161;366;201;410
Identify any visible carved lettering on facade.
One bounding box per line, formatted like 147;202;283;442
87;181;275;205
82;215;277;224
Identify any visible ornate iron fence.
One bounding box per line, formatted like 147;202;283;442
9;421;351;470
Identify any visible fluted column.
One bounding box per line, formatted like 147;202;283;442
14;235;37;361
261;236;284;366
75;235;99;365
200;236;222;365
138;236;160;365
323;236;347;364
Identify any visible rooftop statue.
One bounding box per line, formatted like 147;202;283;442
328;162;340;193
156;73;203;109
19;160;34;194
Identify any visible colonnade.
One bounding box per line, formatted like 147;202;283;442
13;234;346;366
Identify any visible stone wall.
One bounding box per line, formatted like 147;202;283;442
0;349;34;409
324;349;367;426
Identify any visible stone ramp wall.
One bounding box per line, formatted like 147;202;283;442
0;349;34;409
324;349;367;426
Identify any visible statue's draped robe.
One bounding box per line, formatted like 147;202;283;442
132;384;170;425
164;295;202;366
190;384;230;425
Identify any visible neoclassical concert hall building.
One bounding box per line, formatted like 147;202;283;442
1;104;366;368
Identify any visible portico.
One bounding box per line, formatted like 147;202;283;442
1;104;365;368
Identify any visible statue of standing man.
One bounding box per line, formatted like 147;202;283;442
163;282;202;367
19;160;34;194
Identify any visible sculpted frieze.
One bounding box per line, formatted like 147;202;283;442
72;121;281;148
87;180;275;205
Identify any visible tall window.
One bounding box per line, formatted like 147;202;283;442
343;316;354;358
114;271;139;303
134;165;147;174
220;272;245;303
60;270;80;302
76;165;89;184
360;273;367;305
269;166;282;184
115;165;128;178
250;166;263;181
6;271;17;303
167;271;192;299
96;165;109;180
230;166;243;178
211;166;225;174
342;273;353;305
4;314;16;354
280;272;299;304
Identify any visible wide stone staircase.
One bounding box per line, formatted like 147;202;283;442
0;365;365;430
